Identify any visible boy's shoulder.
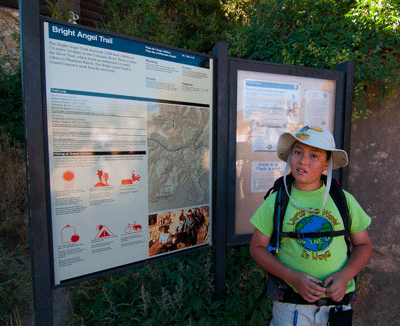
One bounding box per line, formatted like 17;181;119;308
341;189;360;205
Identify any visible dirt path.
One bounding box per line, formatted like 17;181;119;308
353;270;400;325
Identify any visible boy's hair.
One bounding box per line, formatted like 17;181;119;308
326;150;332;161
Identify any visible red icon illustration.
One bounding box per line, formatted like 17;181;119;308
62;170;75;182
94;170;110;187
61;225;80;243
124;222;142;233
95;224;114;238
121;170;141;185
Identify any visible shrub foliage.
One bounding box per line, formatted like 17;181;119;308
0;9;23;143
68;248;271;325
99;0;400;118
101;0;249;54
229;0;400;118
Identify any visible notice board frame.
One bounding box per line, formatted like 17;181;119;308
227;58;352;246
34;17;215;289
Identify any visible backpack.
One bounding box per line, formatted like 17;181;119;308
255;174;357;306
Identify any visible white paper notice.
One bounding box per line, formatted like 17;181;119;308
251;161;285;193
305;90;331;126
242;79;300;152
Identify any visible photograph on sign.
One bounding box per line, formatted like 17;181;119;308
235;70;336;236
42;21;213;285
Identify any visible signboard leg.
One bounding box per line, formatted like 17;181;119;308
336;61;355;190
212;42;229;300
20;0;54;325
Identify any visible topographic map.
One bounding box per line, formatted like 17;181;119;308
147;103;211;213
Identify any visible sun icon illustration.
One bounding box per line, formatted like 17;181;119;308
62;170;75;182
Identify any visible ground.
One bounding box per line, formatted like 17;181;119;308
353;269;400;326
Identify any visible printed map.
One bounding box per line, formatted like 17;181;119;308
147;103;210;213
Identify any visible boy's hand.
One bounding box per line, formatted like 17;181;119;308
291;271;326;303
324;272;349;302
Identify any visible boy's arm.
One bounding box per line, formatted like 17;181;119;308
250;228;326;303
324;229;372;302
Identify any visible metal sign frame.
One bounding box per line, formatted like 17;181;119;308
227;58;353;245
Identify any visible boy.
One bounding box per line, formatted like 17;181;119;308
250;126;371;326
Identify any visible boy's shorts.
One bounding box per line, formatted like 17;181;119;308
270;301;352;326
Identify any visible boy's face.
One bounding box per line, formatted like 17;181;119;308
290;141;329;191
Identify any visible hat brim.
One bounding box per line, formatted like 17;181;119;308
277;132;348;169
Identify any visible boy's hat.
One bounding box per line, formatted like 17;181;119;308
277;126;348;169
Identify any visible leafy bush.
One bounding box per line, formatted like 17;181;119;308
67;247;271;325
0;9;23;143
46;0;73;22
0;243;32;325
229;0;400;118
0;135;28;245
100;0;249;54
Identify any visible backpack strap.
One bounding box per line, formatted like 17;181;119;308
326;176;351;253
280;229;348;239
267;175;293;252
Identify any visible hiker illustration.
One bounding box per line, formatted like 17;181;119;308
94;170;110;187
249;126;371;325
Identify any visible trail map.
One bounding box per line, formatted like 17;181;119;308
147;104;210;213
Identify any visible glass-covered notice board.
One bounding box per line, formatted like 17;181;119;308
228;59;346;244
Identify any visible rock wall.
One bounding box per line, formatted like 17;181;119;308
0;6;20;71
349;87;400;325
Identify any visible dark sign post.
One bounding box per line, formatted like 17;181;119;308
212;42;229;300
20;0;53;325
336;61;355;190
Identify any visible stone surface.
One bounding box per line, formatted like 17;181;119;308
349;88;400;325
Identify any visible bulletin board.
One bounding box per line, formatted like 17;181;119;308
227;59;347;244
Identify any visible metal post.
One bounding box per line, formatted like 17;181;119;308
336;61;355;190
20;0;53;324
212;42;229;300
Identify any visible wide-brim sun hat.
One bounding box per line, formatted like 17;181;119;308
277;126;348;214
277;126;348;169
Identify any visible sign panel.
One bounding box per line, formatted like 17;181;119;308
43;21;213;285
235;70;337;237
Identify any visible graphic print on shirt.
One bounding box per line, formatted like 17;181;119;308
295;215;333;251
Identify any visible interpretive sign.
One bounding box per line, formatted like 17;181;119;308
42;20;213;285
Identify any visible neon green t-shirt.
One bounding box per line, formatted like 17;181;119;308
250;183;371;294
